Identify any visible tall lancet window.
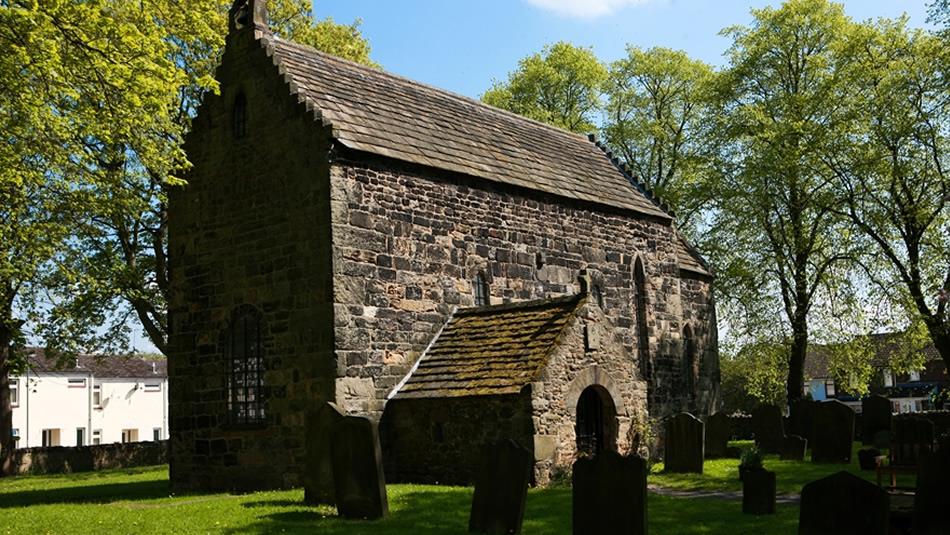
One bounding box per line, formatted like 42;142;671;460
634;258;650;379
232;92;247;139
684;324;699;399
228;306;265;424
474;272;490;307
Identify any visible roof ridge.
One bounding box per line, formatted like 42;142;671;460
455;294;583;316
262;35;607;150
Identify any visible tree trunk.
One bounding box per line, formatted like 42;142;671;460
924;319;950;385
0;326;13;477
787;314;808;405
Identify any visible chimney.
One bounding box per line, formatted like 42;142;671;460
229;0;269;35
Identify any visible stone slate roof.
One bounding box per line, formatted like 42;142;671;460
21;347;167;378
392;295;584;399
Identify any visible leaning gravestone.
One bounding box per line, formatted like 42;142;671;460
811;400;854;464
664;413;704;473
304;402;345;506
752;405;785;454
799;471;889;535
780;434;807;461
330;415;388;519
469;440;532;535
705;413;731;459
789;399;816;445
861;395;892;446
573;451;647;535
913;449;950;535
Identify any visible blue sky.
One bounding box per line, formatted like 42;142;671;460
314;0;933;99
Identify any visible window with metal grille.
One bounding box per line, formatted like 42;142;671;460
232;92;247;139
474;272;490;307
228;307;265;424
634;259;650;379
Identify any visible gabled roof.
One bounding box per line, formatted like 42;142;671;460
261;36;670;220
392;295;584;399
805;332;944;380
18;348;167;379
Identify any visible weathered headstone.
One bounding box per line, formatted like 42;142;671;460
913;449;950;535
892;417;935;467
780;434;807;461
742;469;776;515
752;405;785;454
330;415;388;519
664;413;704;473
857;448;881;471
872;430;891;451
705;413;731;459
469;440;531;535
573;451;647;535
304;402;344;506
861;395;892;445
789;399;816;445
811;400;854;464
799;471;889;535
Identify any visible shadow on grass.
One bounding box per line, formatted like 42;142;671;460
0;479;171;508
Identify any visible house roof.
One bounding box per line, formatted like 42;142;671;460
805;333;945;380
392;295;584;399
19;348;167;379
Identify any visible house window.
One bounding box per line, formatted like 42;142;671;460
474;272;490;307
121;429;138;443
883;369;894;387
634;258;650;379
825;379;836;398
228;307;266;424
68;378;86;388
153;428;163;441
92;429;102;445
9;380;17;407
232;92;247;139
93;385;102;407
11;428;19;445
144;383;162;393
76;428;86;447
909;370;921;382
683;324;699;399
42;429;60;447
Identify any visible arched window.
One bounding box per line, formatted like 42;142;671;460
232;92;247;139
228;306;265;424
474;271;490;307
634;258;650;379
684;324;698;399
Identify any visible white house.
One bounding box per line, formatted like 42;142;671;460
9;349;168;448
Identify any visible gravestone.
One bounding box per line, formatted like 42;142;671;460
913;449;950;535
573;451;647;535
469;440;531;535
664;413;704;473
780;434;807;461
857;448;881;471
872;430;891;451
742;469;776;515
304;402;344;506
789;399;816;445
752;405;785;454
811;400;854;464
892;417;935;467
705;413;731;459
861;396;892;445
799;471;889;535
330;415;388;519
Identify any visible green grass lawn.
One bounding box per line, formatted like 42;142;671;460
0;465;799;534
650;441;912;495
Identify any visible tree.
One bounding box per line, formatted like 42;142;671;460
481;41;607;134
602;47;715;225
706;0;855;404
821;17;950;375
719;343;788;414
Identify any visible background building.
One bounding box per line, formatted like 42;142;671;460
10;349;168;449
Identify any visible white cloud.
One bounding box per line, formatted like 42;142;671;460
525;0;652;19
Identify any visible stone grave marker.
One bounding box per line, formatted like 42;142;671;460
469;440;532;535
779;434;807;461
664;413;704;473
330;415;388;519
573;451;647;535
811;400;854;464
861;395;892;445
752;405;785;454
892;417;935;466
304;402;344;506
913;449;950;535
705;413;731;459
789;399;816;445
799;471;889;535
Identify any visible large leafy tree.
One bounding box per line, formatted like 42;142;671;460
481;41;607;134
706;0;855;404
602;47;715;226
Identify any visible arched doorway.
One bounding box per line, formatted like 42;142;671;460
575;385;618;455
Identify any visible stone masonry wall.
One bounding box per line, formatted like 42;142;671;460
329;154;717;420
14;441;167;476
167;30;336;492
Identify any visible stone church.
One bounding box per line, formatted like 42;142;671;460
167;0;719;491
